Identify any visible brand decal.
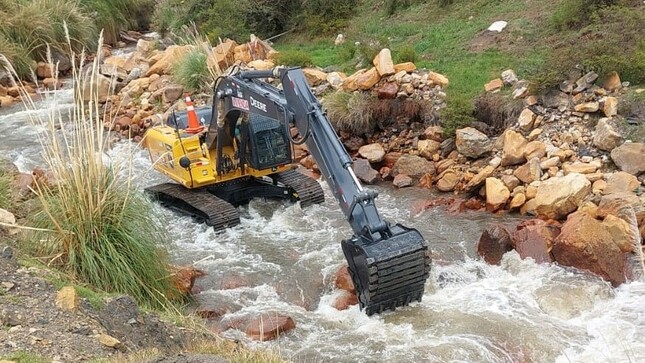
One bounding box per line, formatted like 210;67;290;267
250;96;267;112
231;97;249;111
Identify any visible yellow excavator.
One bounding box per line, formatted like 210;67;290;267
145;66;431;315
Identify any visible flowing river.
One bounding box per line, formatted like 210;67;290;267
1;85;644;363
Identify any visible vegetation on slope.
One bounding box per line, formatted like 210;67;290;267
0;0;152;79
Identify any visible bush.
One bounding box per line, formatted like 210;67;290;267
11;38;180;309
440;93;475;136
395;45;417;63
300;0;358;35
324;91;376;135
172;49;210;92
551;0;615;30
273;49;313;67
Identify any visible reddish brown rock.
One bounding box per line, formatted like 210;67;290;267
464;198;484;210
383;152;402;168
332;291;359;310
393;174;413;188
552;212;628;286
334;265;355;292
477;224;514;265
512;220;560;264
171;266;205;295
195;304;228;319
377;82;398;99
220;275;250;290
245;314;296;341
379;166;392;180
14;173;35;195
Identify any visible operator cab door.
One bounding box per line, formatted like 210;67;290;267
246;114;292;170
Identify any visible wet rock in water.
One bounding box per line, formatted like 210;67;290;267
171;266;205;296
552;209;642;286
485;177;510;212
501;130;528;167
245;314;296;341
436;170;460;192
593;118;623;151
455;127;491;159
332;291;359;311
334;265;355;293
353;158;380;184
392;154;435;178
358;143;385;163
393;174;413;188
611;143;645;175
533;173;591;220
512;219;560;264
477;224;514;265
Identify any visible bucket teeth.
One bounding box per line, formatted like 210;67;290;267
342;225;431;315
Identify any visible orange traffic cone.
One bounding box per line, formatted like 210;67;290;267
184;96;204;134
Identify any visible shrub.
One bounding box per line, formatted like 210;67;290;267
300;0;358;35
273;49;313;67
172;48;210;92
440;93;475;136
395;45;417;63
551;0;615;30
5;38;180;309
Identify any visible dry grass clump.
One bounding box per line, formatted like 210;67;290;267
474;92;525;134
1;33;179;309
324;91;435;136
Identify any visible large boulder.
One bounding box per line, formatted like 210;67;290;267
207;39;237;71
511;219;560;264
455;127;491;159
417;139;441;159
245;314;296;341
436;170;460;192
373;48;395;76
353;158;380;184
552;210;642;286
146;45;192;76
358;143;385;163
392;154;435;179
533;173;591;220
485;177;510;212
356;67;381;90
477;224;513;265
81;74;112;103
303;68;328;86
464;165;495;191
611;143;645;175
501;130;528;166
603;172;640;195
593;118;623;151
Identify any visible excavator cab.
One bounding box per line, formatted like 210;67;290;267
244;114;292;170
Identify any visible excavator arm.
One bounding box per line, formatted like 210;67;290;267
210;67;431;315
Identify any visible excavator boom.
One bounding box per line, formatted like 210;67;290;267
214;67;432;314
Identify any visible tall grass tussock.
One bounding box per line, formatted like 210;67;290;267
0;162;13;210
1;33;179;309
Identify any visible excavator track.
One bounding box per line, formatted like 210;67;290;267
342;225;431;315
274;170;325;208
145;183;240;231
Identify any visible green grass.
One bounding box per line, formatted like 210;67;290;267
0;351;47;363
172;48;209;92
0;163;13;210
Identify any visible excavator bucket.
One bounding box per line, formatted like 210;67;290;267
341;225;431;315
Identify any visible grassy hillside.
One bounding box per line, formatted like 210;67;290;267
275;0;644;98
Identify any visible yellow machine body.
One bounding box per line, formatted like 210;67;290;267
145;125;293;189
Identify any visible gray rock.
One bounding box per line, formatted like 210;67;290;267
501;69;518;85
455;127;491;159
593;118;623;151
353;158;380;184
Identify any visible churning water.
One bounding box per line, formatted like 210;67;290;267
2;86;644;363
